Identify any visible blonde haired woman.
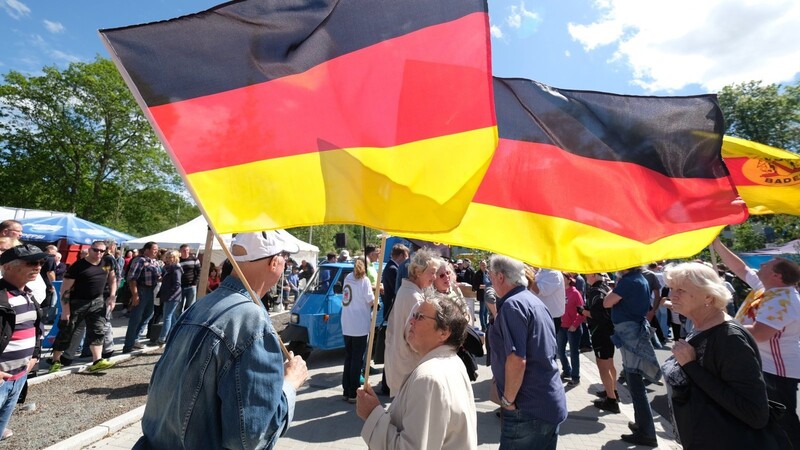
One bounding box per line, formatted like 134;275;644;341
341;258;374;402
662;262;777;449
157;250;182;345
383;248;439;395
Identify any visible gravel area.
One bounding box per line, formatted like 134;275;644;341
3;311;291;450
4;349;163;450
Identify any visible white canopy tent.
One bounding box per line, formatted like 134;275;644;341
126;216;319;265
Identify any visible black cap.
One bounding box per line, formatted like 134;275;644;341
0;244;48;266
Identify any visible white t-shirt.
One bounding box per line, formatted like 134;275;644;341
740;269;800;379
341;273;374;337
535;269;565;318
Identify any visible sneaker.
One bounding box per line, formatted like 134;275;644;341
101;350;115;359
1;429;12;440
346;397;357;404
560;370;571;380
88;359;115;373
593;397;620;413
60;356;73;367
48;361;62;373
132;342;145;350
628;421;639;432
620;432;657;447
567;378;580;386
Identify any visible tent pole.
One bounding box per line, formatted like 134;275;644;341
196;227;214;300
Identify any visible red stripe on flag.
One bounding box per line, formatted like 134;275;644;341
723;157;757;186
149;13;494;175
472;139;743;243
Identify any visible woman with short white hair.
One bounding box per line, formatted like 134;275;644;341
662;262;777;449
383;248;439;395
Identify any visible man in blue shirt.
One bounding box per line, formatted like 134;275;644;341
136;232;309;449
604;267;661;447
488;255;567;450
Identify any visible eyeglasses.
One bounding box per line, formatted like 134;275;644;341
411;312;437;322
24;259;47;267
90;248;105;253
437;272;450;279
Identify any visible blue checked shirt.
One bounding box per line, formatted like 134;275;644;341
127;256;161;287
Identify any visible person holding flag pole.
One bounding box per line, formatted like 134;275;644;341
135;230;309;450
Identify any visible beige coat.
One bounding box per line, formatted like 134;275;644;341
362;346;477;450
384;278;424;393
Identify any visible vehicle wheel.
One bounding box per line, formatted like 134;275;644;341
286;341;312;361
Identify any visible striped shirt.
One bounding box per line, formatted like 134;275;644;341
741;269;800;379
0;281;38;380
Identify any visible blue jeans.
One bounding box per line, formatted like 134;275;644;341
0;373;28;435
342;335;367;398
181;286;197;312
557;326;582;380
500;408;559;450
479;300;488;331
158;300;182;343
124;286;155;351
625;370;656;438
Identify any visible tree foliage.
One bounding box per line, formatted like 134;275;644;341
0;57;198;236
718;80;800;152
288;224;382;256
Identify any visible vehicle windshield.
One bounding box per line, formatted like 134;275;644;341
304;266;339;294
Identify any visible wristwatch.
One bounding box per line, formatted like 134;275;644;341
500;396;515;408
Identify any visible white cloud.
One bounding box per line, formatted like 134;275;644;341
567;0;800;92
506;2;540;30
491;25;504;39
565;50;571;58
1;0;30;19
43;19;64;34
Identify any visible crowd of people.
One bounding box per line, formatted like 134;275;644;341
1;217;799;449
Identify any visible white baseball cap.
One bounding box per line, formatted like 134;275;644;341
230;231;299;262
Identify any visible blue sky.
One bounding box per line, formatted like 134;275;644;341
1;0;799;96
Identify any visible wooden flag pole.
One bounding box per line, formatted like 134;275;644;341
363;234;388;387
212;231;291;359
195;227;214;300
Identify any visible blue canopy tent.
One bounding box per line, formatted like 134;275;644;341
18;215;135;245
738;239;800;268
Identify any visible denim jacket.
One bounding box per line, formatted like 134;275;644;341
610;319;662;383
137;276;296;450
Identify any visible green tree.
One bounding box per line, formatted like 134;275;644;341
0;57;195;235
718;80;800;152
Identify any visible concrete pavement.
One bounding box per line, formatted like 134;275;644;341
82;347;681;449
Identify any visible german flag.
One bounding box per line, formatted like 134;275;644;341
722;136;800;215
99;0;496;234
405;78;748;272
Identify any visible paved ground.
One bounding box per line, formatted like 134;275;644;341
84;338;682;449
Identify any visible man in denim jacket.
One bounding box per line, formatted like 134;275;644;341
136;232;308;449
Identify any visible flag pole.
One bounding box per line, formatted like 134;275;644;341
212;231;291;359
363;233;388;386
195;227;214;300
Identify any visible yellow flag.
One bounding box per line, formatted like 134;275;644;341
722;136;800;215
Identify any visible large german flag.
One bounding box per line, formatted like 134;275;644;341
722;136;800;215
405;78;748;272
99;0;496;234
